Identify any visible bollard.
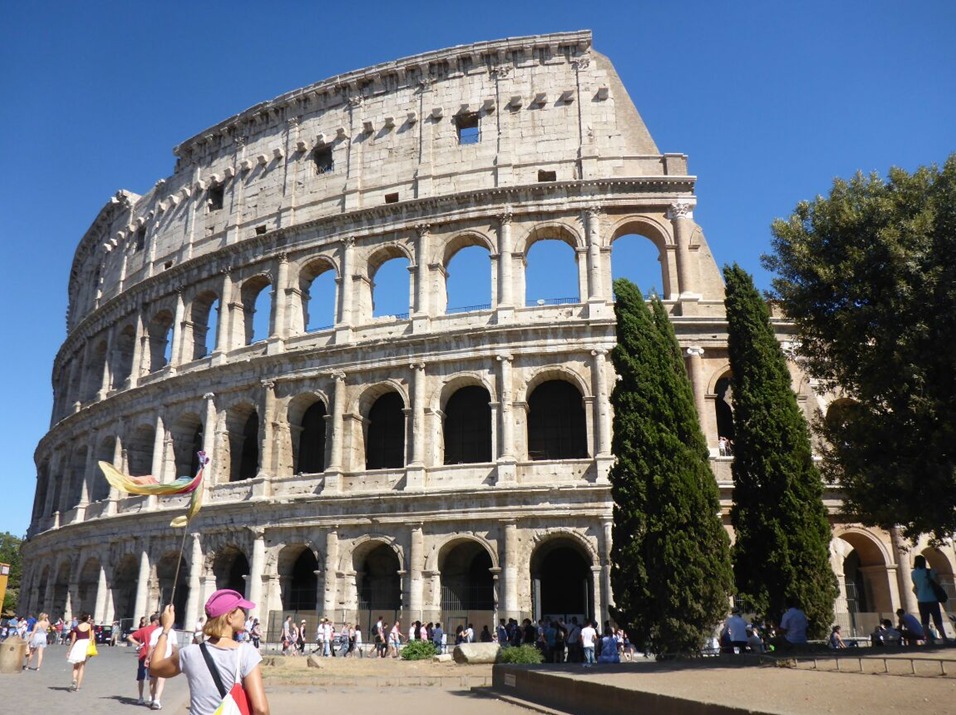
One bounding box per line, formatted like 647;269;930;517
0;636;28;674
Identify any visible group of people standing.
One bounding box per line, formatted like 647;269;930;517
281;615;365;657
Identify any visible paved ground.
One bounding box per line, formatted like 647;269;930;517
4;641;956;715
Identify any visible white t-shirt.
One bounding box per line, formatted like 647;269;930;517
148;627;174;659
780;608;809;644
580;625;597;648
179;642;261;715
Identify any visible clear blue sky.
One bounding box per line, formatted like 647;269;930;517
1;1;953;539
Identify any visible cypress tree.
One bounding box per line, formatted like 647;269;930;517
609;278;733;655
723;264;837;638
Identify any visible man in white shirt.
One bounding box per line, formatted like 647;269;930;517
721;608;750;653
779;599;809;646
146;622;174;709
580;620;597;665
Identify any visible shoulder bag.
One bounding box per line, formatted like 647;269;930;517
930;574;949;604
200;643;251;715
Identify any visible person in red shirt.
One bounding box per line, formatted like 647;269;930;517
128;614;160;705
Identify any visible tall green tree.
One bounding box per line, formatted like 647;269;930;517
609;278;733;655
723;265;837;637
763;155;956;539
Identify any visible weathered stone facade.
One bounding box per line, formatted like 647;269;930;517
22;31;955;638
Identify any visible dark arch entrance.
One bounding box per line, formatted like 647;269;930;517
214;547;250;595
440;541;494;635
366;392;406;469
111;555;139;621
282;548;319;612
530;540;592;623
444;385;492;464
156;552;189;627
527;380;587;460
715;376;735;445
358;544;401;611
296;402;327;474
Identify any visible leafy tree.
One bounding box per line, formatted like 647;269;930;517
763;156;956;539
609;278;733;656
0;531;22;613
723;265;837;637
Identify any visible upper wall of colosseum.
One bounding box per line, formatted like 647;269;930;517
65;31;690;334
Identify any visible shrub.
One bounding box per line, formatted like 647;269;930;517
400;639;438;660
496;644;543;664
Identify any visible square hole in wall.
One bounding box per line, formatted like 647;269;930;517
313;145;334;174
537;170;557;182
384;192;399;204
207;184;225;211
456;112;479;145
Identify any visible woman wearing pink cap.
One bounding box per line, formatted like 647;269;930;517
149;589;270;715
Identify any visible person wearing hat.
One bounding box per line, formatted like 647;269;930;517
149;589;270;715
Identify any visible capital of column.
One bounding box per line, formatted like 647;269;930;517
666;201;695;221
415;223;431;237
685;347;705;358
203;392;215;401
496;353;513;363
343;235;356;248
261;379;276;391
498;209;513;226
409;362;426;372
329;370;346;382
590;348;608;358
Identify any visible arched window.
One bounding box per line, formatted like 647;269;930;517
229;411;260;481
146;310;174;372
525;239;578;306
190;291;220;360
301;264;337;332
366;392;405;469
444;386;492;464
241;277;272;345
296;402;327;474
715;375;735;451
527;380;588;460
372;257;410;319
446;245;491;313
611;233;664;298
111;324;136;389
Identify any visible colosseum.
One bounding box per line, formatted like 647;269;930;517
21;30;955;640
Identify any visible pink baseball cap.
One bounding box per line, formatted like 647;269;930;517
205;589;255;618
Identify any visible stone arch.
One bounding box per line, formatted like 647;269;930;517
52;560;72;618
441;232;494;314
287;391;330;475
517;221;584;254
357;382;408;471
442;382;493;465
145;307;175;373
529;530;597;621
83;338;108;402
125;420;156;476
225;401;259;481
297;255;339;334
522;369;590;461
90;434;116;502
110;553;140;621
920;547;955;602
350;536;405;612
77;555;101;617
110;322;137;389
436;535;497;618
155;548;190;626
833;528;894;617
211;544;251;594
168;410;204;478
276;543;320;612
189;288;221;360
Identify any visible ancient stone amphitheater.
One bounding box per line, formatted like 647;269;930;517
22;31;955;639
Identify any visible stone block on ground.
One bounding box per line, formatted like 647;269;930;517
453;643;499;664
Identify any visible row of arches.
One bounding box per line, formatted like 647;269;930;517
58;216;677;421
27;532;597;633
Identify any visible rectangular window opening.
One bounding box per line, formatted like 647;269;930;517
456;112;480;145
313;145;334;174
537;170;557;183
255;225;267;235
134;228;146;252
207;184;225;211
384;192;399;204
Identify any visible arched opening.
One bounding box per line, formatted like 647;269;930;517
213;547;250;595
157;552;189;627
838;533;893;636
241;276;272;345
83;340;108;402
90;437;116;502
66;446;88;510
440;540;494;635
111;323;136;389
110;554;140;622
126;423;156;476
366;392;405;470
530;539;592;623
171;413;204;478
32;462;50;522
527;380;588;460
301;263;337;332
921;548;955;603
446;245;491;313
146;309;174;372
228;408;260;482
191;290;220;360
279;546;319;612
296;402;327;474
524;238;579;306
715;375;735;453
612;233;665;298
372;256;411;319
443;385;492;464
77;558;100;617
357;544;402;613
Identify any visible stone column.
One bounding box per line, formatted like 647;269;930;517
128;312;145;388
590;350;611;457
413;224;430;317
325;372;346;493
497;210;514;310
215;270;234;354
248;528;266;611
685;347;708;443
98;329;113;400
79;429;97;507
94;564;109;624
184;534;203;629
323;528;339;616
601;517;614;616
408;524;424;620
668;201;699;299
337;237;355;330
891;526;918;613
202;393;217;481
584;206;604;302
260;380;276;477
106;432;124;515
408;363;426;470
273;254;290;341
591;566;604;626
151;414;166;482
133;550;151;621
503;520;518;620
170;287;186;367
496;355;516;485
